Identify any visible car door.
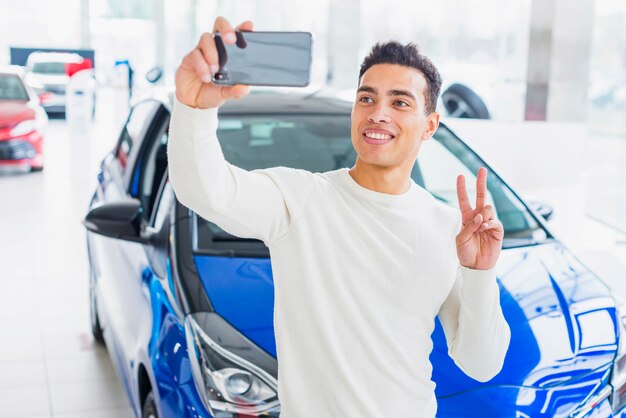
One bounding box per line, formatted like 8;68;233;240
89;99;170;409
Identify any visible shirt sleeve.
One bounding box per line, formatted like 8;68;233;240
437;265;511;382
167;98;313;244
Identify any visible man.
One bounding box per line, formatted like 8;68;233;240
168;16;510;418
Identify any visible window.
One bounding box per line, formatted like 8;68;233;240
419;126;547;243
217;115;355;172
193;114;548;254
31;62;68;75
151;178;173;228
0;75;29;101
115;100;159;174
139;128;169;222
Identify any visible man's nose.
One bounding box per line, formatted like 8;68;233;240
367;104;392;124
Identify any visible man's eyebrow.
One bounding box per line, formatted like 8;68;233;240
357;85;416;101
388;89;416;100
357;86;377;94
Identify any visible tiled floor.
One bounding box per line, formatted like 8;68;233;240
0;87;624;417
0;89;134;417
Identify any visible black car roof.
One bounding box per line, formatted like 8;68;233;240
161;90;354;116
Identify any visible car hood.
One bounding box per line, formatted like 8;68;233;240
0;101;35;126
27;73;69;87
194;241;618;396
431;241;618;395
435;369;613;417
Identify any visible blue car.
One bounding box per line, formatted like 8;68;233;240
84;91;626;418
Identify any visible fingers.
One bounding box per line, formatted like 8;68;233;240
478;220;497;232
474;204;500;234
456;174;474;224
457;213;483;244
481;204;494;222
220;84;250;101
193;17;251;83
478;219;504;239
195;34;219;79
213;16;237;44
475;167;487;210
235;20;254;32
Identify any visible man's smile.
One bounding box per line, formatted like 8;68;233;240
362;128;395;144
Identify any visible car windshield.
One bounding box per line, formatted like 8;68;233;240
0;74;29;101
31;62;68;75
195;114;548;254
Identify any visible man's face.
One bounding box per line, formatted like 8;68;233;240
351;63;440;171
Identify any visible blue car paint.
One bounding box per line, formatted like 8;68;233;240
145;263;211;418
193;255;277;356
131;160;142;197
190;241;622;416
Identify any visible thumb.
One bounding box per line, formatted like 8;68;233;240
220;84;250;101
457;213;483;242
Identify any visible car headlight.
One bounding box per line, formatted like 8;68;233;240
184;313;280;417
610;300;626;413
10;119;37;137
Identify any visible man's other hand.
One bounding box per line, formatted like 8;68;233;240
455;167;504;270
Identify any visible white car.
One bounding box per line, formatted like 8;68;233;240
24;52;85;114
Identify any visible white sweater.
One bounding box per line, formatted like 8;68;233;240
167;98;511;418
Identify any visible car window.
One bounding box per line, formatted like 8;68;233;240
0;74;29;101
138;126;169;222
31;62;68;75
193;114;548;255
418;136;496;209
151;177;173;228
115;100;159;174
217;115;355;172
422;125;547;243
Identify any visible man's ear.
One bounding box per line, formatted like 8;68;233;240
421;111;440;141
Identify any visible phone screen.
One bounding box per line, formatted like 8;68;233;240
213;31;312;87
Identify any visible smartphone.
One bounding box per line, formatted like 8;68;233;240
212;31;313;87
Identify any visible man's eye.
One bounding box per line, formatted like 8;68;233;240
359;96;373;103
394;100;409;107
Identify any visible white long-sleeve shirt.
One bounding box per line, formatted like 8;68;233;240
167;98;511;418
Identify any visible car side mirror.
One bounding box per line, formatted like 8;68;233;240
83;199;147;243
528;201;554;221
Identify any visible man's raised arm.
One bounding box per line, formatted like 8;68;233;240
167;17;312;244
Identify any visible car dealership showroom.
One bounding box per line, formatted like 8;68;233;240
1;0;626;417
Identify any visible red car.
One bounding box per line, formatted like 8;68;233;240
0;66;48;172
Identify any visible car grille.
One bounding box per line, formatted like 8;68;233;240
0;140;36;160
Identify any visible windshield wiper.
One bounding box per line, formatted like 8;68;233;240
211;232;262;243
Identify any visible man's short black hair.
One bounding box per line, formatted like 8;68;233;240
359;41;442;115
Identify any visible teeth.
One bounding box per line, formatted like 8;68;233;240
365;132;392;140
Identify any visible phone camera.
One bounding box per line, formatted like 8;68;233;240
214;70;229;81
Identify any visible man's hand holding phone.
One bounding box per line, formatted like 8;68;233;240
175;17;252;109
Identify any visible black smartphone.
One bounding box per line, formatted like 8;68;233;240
212;31;313;87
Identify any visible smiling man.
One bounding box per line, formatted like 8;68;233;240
168;16;511;418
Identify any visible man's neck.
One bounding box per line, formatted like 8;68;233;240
348;159;413;195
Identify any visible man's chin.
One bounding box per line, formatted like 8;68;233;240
354;156;396;170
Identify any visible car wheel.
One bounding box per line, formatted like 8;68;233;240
142;391;159;418
442;83;491;119
89;265;105;344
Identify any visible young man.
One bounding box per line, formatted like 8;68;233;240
168;17;511;418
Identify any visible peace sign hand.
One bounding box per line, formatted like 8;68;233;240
455;167;504;270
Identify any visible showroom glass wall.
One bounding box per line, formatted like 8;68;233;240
0;0;624;127
167;0;532;121
588;0;626;137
